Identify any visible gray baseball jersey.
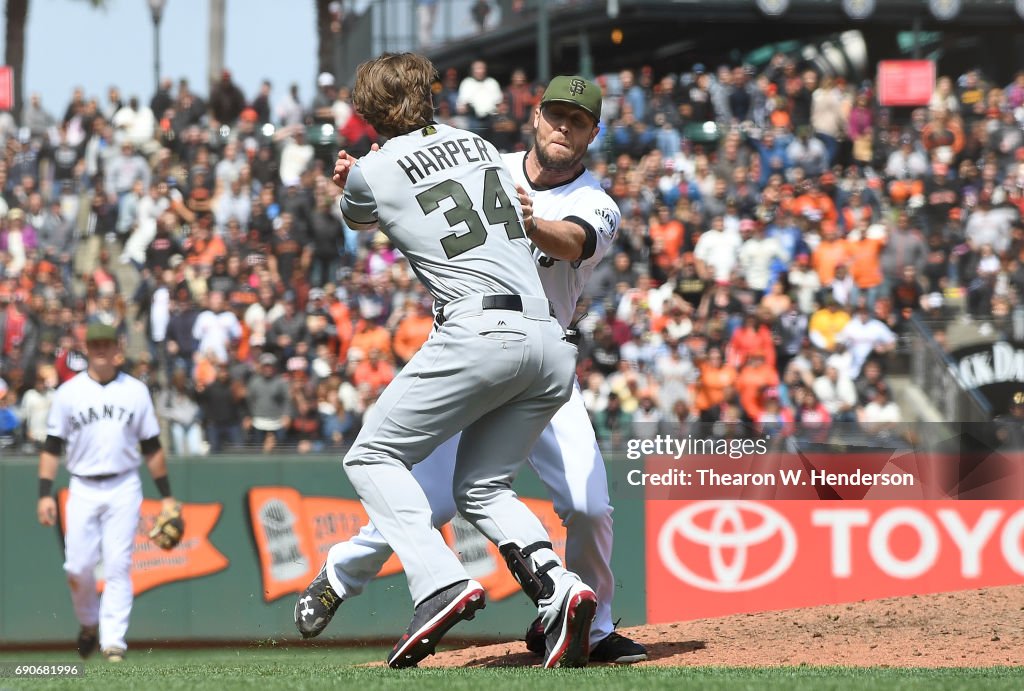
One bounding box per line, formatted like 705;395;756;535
338;123;580;608
501;152;620;328
341;123;545;306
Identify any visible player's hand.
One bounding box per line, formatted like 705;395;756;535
161;496;178;514
332;150;359;191
516;185;536;234
38;496;57;526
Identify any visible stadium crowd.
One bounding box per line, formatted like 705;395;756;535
1;55;1022;455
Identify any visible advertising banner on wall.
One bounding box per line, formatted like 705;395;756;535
646;499;1024;623
247;486;566;602
57;490;230;596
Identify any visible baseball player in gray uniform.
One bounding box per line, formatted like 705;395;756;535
295;76;647;664
332;53;595;669
37;322;176;662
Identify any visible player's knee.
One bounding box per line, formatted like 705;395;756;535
64;566;92;589
451;479;488;518
559;501;613;531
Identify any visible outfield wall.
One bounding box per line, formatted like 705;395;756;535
0;455;645;645
3;453;1023;646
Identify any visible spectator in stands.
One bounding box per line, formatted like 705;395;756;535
457;60;503;134
835;303;896;380
210;69;246;125
594;391;631;447
392;298;433;367
734;351;779;422
812;360;858;425
857;384;903;442
244;353;291;453
157;367;205;457
196;361;244;453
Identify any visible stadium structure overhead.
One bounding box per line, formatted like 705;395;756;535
420;0;1024;85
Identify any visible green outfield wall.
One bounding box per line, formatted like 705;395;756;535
0;455;646;645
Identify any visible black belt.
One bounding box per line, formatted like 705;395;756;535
74;472;123;481
434;294;556;328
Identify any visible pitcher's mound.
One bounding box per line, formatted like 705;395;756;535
416;585;1024;668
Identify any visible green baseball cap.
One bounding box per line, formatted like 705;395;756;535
85;323;118;343
540;75;602;123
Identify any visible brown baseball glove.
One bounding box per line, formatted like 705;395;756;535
149;502;185;550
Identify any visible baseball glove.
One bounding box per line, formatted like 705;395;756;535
149;502;185;550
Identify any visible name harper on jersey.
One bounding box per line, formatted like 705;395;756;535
397;135;494;184
67;405;135;432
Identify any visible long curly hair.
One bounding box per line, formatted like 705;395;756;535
353;53;437;138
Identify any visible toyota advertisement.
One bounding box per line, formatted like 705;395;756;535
646;500;1024;622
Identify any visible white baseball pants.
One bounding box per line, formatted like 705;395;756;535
63;472;141;651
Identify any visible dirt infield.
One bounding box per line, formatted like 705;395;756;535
418;585;1024;668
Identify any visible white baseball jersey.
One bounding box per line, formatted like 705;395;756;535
501;152;620;328
46;371;161;476
192;309;242;362
341;123;545;305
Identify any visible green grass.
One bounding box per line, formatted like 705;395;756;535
0;648;1020;690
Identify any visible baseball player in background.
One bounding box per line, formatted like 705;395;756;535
329;53;596;669
296;76;647;664
37;322;176;663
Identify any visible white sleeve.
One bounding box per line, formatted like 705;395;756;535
339;163;379;229
570;188;620;270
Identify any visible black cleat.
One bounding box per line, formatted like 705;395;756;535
294;564;343;639
589;631;648;664
76;625;98;659
544;581;597;669
524;615;545;656
387;579;485;669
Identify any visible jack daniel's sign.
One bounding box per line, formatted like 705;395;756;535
951;341;1024;416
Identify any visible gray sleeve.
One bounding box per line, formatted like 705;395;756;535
339;164;379;228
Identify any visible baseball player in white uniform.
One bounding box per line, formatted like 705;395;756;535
37;322;176;663
295;76;647;664
329;54;596;669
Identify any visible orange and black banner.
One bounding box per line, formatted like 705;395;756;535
247;486;566;602
57;490;229;595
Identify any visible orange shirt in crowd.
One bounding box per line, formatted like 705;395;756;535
813;237;850;286
392;313;435;364
350;320;393;361
649;217;685;265
328;299;353;359
847;237;886;289
841;204;874;231
352;358;396;395
727;325;776;371
193;354;218;388
186;234;227;268
695;362;737;411
791;191;838;226
735;361;780;421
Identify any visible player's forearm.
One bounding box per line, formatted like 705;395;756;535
528;218;587;262
144;448;170;487
38;451;59;481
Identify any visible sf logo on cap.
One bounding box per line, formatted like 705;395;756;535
569;78;587;96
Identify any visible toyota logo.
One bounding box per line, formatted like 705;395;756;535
658;501;797;592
